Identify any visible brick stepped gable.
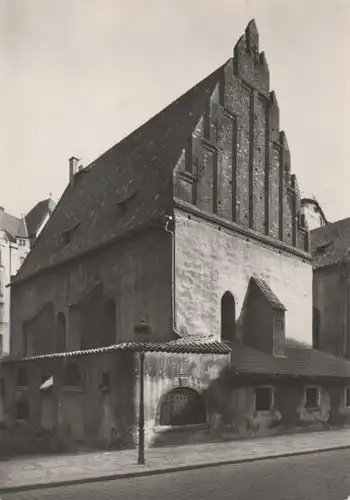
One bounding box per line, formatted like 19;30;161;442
173;19;309;253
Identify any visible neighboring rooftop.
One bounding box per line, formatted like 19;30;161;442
12;61;225;284
25;197;56;242
229;339;350;378
0;206;28;242
311;217;350;269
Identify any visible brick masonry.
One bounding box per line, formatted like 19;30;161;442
173;20;309;253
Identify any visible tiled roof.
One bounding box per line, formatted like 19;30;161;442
229;340;350;378
0;209;28;241
25;198;56;240
13;64;225;284
311;217;350;269
251;276;286;311
2;337;231;363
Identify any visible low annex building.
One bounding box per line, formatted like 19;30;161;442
1;20;350;455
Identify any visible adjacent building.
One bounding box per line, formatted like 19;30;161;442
311;217;350;358
0;207;30;355
0;199;55;357
1;20;350;456
25;197;56;248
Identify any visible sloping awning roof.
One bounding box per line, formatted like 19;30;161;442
2;337;231;363
229;340;350;379
251;276;286;311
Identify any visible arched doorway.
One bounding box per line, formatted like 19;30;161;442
221;291;236;341
159;387;206;426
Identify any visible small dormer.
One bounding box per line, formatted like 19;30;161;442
242;276;286;356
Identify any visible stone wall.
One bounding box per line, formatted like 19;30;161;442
10;228;172;357
174;210;312;345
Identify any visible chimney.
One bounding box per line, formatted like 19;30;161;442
69;157;79;186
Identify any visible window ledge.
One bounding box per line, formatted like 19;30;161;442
62;386;84;392
154;423;209;433
304;406;321;412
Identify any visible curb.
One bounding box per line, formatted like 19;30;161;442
1;444;350;494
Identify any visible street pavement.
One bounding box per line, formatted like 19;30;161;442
1;428;350;493
2;448;350;499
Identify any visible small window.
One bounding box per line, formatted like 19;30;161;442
305;387;319;409
0;334;3;354
100;372;110;393
0;378;4;398
64;362;83;387
16;366;28;387
313;307;320;349
255;387;273;412
221;291;236;342
16;398;30;420
345;387;350;408
0;303;4;323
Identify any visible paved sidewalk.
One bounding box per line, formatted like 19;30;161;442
1;428;350;493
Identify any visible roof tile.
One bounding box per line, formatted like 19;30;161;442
14;64;225;283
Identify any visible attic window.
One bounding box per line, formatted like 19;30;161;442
117;190;138;215
61;221;81;245
315;242;332;254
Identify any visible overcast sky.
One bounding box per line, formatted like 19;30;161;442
1;0;349;223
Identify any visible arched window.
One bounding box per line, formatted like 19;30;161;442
313;307;320;349
104;299;116;346
57;312;66;352
16;366;28;387
64;362;83;387
159;387;206;426
16;398;30;420
221;291;236;342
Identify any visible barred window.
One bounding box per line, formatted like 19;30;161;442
159;387;206;426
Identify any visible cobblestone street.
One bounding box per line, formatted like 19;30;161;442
3;449;350;500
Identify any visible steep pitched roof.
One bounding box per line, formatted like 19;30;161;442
311;217;350;269
25;198;56;240
229;340;350;378
251;276;286;311
0;208;28;241
13;64;225;284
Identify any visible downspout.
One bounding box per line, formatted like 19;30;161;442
343;263;348;357
340;263;348;357
163;214;179;336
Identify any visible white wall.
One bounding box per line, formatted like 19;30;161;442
0;231;30;354
174;210;313;346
